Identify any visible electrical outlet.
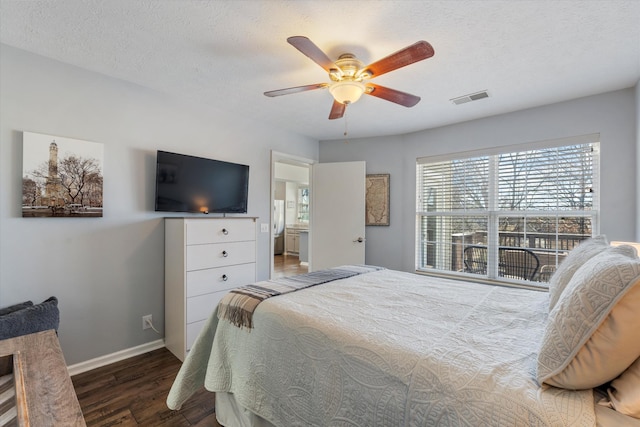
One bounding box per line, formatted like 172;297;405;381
261;223;269;233
142;314;152;330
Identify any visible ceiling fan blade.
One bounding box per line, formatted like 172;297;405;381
287;36;336;73
328;100;346;120
365;83;421;107
264;83;328;97
361;41;434;79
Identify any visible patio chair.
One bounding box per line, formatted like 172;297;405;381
537;264;557;282
463;246;488;275
464;246;540;281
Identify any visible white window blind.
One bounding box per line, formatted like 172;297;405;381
416;135;599;286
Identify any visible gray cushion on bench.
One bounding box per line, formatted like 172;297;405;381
0;300;33;317
0;297;59;340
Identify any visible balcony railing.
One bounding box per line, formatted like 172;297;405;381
449;231;590;282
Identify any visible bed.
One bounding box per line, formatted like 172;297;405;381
167;239;640;427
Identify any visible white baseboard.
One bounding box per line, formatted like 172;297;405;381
67;339;165;377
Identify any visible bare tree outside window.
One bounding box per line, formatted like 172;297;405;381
22;132;104;218
417;142;598;284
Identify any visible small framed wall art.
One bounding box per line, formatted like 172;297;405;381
22;132;104;218
365;173;390;226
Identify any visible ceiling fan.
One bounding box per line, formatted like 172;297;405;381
264;36;435;120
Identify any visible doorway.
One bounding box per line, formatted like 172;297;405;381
270;151;314;279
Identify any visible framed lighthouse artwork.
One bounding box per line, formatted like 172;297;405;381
22;132;104;218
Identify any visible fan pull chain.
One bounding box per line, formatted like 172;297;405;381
343;106;349;142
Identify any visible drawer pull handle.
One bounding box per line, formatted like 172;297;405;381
222;250;228;257
222;274;228;281
222;228;229;235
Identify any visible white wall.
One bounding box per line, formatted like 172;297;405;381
320;88;639;272
636;82;640;241
0;44;318;364
274;163;309;183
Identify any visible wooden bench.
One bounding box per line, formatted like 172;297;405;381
0;330;85;426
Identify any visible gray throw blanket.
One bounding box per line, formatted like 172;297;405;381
217;265;384;328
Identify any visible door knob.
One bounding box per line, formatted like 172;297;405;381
353;237;365;243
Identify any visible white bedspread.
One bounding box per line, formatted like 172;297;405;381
168;268;596;426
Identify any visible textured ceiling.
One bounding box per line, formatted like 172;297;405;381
1;0;639;141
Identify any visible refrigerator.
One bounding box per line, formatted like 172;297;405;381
273;200;285;255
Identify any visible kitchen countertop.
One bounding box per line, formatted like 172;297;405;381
286;224;309;231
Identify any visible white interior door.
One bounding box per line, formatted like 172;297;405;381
310;161;366;271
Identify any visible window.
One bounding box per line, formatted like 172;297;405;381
416;135;599;286
297;185;309;223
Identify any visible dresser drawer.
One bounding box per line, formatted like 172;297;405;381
186;219;255;245
165;217;257;362
187;290;229;324
187;263;255;297
186;241;255;271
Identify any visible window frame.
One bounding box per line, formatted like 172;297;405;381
415;134;600;288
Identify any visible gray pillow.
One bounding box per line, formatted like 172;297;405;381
0;296;59;340
0;300;33;316
538;245;640;389
548;235;609;311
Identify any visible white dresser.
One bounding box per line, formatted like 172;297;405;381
164;217;257;361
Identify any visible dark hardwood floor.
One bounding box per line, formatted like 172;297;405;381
71;258;305;426
72;348;220;426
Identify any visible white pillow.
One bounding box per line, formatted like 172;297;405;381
548;235;609;311
537;245;640;389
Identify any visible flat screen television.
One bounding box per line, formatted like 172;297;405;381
154;150;249;214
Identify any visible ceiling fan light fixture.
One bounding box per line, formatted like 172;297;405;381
267;37;435;119
329;80;365;105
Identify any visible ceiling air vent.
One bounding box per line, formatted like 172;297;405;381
450;90;489;105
